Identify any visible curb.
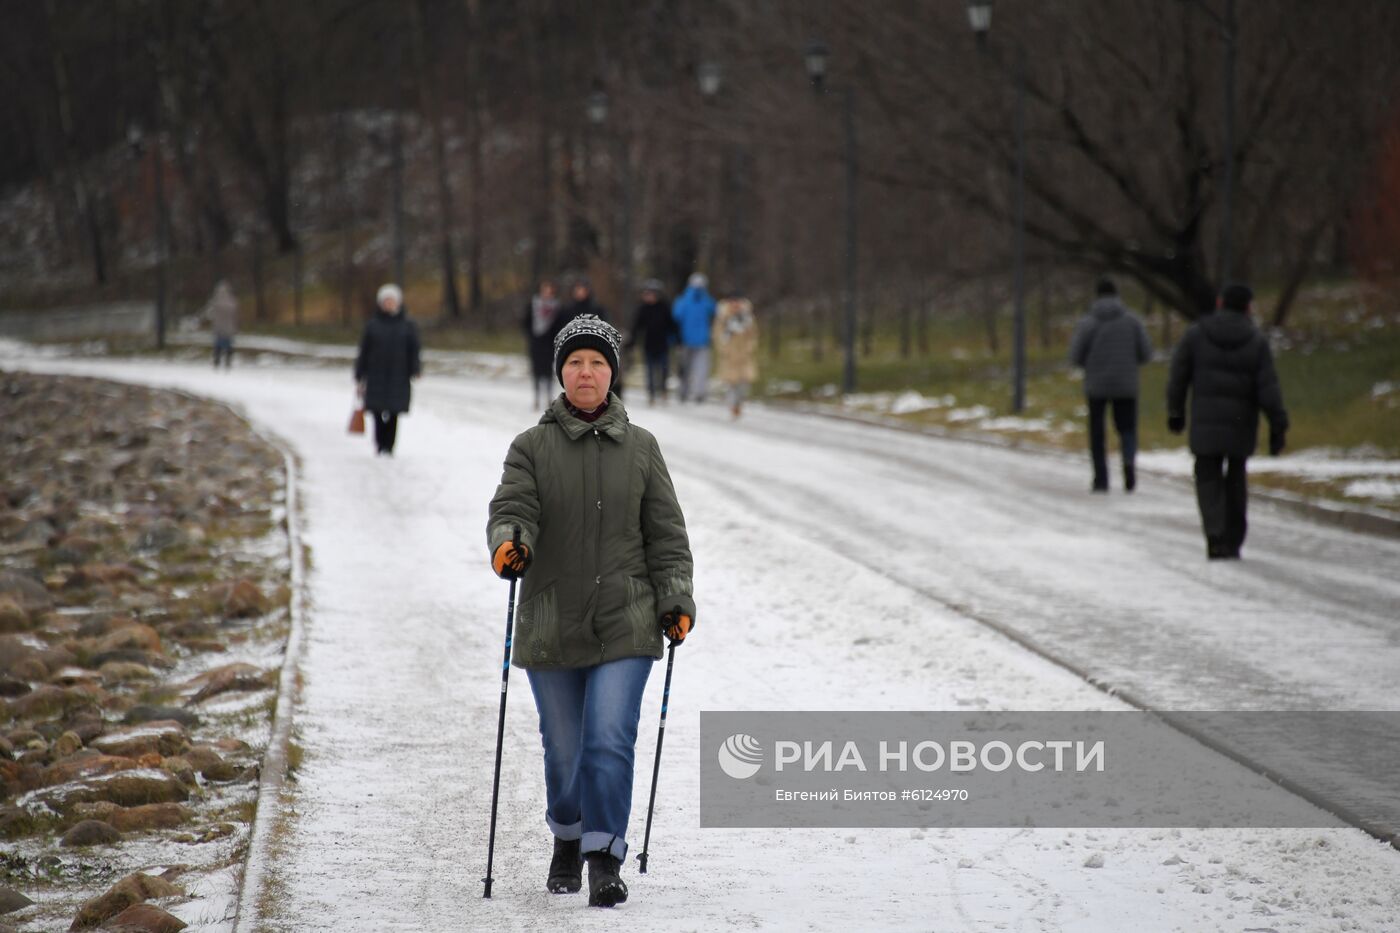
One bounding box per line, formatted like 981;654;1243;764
765;399;1400;539
231;425;309;932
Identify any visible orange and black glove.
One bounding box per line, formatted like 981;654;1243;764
660;605;693;644
491;541;531;579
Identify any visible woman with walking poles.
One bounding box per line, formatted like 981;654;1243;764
485;313;696;907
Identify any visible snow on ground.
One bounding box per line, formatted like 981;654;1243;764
4;344;1399;932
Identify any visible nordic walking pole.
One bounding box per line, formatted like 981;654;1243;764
483;525;522;899
637;630;681;875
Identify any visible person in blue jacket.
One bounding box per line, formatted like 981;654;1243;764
671;273;717;402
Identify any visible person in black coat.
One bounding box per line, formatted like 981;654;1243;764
523;279;562;408
354;283;422;456
1166;282;1289;559
561;277;620;397
625;279;678;404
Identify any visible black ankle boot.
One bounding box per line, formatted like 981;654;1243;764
585;851;628;907
547;838;582;894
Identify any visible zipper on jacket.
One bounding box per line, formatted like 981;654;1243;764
594;428;606;663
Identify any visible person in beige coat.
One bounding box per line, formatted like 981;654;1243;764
204;280;238;369
713;294;758;417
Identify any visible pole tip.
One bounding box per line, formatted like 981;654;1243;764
637;853;648;875
482;878;493;898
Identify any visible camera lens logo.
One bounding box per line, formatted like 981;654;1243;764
717;733;764;780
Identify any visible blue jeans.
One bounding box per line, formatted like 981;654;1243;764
527;656;654;861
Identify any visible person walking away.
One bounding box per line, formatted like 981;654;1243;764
563;277;621;398
487;313;696;907
354;283;422;456
1166;282;1289;559
523;279;562;408
626;279;677;405
713;292;758;417
672;273;716;403
1068;277;1152;491
204;279;239;369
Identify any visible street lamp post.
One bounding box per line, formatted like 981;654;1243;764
804;40;859;396
127;123;168;351
586;88;634;305
968;1;1027;413
697;61;751;293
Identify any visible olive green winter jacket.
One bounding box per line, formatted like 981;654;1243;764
486;393;695;669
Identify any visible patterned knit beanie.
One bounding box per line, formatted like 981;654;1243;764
553;314;622;389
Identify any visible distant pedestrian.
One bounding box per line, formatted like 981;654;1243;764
672;273;716;403
523;279;562;408
204;280;239;369
487;312;695;908
563;278;620;397
1069;278;1153;492
354;284;422;456
626;279;677;405
713;292;758;418
1166;282;1289;559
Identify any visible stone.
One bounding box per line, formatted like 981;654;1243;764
93;625;163;656
41;753;139;788
0;634;37;674
91;722;189;759
207;579;270;619
32;768;188;813
69;872;182;929
101;903;187;932
90;650;173;671
63;712;106;743
15;519;55;545
0;597;28;633
183;663;267;704
61;819;121;847
0;803;50;839
0;677;30;697
52;730;85;759
134;519;186;553
0;572;53;614
107;803;194;832
183;746;237;781
123;705;200;729
51;666;104;688
8;684;104;720
100;661;157;685
9;658;47;681
0;885;34;914
161;757;196;786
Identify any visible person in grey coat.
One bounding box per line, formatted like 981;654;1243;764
1069;278;1153;491
1166;282;1289;559
204;280;238;369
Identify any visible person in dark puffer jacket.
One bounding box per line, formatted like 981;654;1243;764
1166;282;1289;559
354;284;421;456
487;313;695;907
1069;277;1152;492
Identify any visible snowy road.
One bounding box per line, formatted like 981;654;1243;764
7;350;1399;932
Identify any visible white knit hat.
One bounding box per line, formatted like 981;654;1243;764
376;283;404;309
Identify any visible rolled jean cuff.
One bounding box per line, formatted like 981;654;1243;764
581;831;627;861
546;813;582;841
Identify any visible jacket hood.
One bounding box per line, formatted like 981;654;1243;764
1199;308;1258;350
540;392;630;441
1090;296;1126;320
680;286;712;302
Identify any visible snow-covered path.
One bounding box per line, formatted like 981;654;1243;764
6;351;1399;932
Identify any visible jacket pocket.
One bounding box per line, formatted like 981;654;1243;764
515;584;562;666
624;576;662;655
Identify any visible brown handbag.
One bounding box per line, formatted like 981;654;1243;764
348;406;366;434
